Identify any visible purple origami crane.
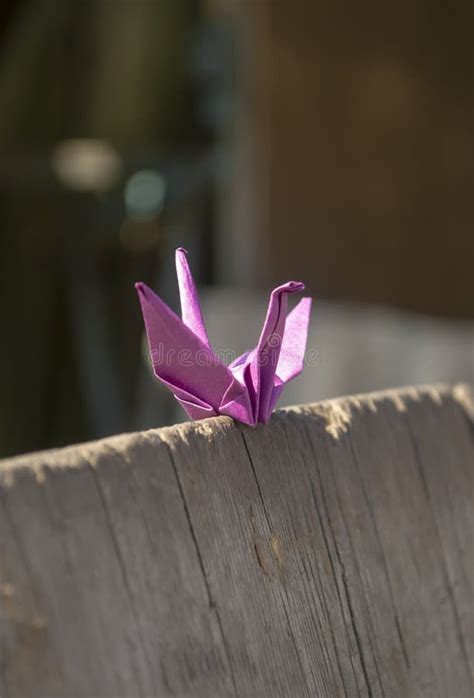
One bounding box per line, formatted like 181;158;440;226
135;248;312;426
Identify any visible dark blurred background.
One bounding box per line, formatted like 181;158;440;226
0;0;473;459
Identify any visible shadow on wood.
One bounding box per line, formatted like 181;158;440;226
0;384;473;697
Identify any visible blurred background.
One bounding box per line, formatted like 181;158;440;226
0;0;472;459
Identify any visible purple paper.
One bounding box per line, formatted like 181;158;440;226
136;248;312;426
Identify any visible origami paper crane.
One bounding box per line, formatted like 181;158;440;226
135;248;312;426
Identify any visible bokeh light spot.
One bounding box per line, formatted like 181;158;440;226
124;170;166;218
51;139;122;192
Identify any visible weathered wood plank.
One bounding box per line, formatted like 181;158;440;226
399;386;474;678
0;384;472;697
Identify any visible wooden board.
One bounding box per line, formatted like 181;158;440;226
0;384;473;697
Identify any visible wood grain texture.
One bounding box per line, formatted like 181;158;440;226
0;384;473;697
